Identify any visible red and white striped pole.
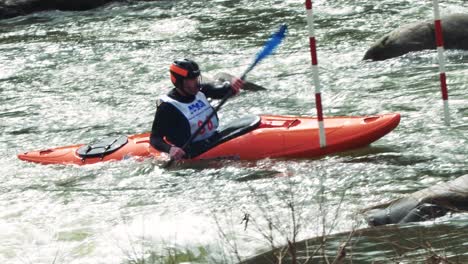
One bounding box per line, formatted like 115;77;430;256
432;0;450;126
305;0;326;147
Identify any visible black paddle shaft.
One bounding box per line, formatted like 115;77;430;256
181;89;233;151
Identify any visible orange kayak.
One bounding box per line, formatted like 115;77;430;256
17;114;400;165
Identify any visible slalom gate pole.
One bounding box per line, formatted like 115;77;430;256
432;0;450;126
305;0;326;147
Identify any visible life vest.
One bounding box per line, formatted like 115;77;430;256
160;92;219;142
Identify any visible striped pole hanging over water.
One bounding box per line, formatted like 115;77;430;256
305;0;326;147
432;0;450;126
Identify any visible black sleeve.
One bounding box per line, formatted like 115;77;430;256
150;102;192;152
200;82;231;99
150;103;173;153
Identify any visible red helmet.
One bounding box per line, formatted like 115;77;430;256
169;59;201;89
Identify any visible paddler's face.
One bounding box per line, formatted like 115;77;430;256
182;77;200;95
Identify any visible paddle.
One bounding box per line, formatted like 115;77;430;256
163;24;287;168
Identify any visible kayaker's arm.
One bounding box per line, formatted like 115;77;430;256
150;134;171;153
200;82;232;99
150;102;190;153
150;113;172;154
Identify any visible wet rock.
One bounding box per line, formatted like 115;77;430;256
364;174;468;226
363;14;468;61
0;0;152;20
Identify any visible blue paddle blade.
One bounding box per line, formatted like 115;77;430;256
241;24;287;79
253;24;287;66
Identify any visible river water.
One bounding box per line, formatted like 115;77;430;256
1;0;467;263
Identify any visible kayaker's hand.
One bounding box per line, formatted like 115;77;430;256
169;146;185;160
231;77;244;95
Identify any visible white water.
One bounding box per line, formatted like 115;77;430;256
1;0;467;263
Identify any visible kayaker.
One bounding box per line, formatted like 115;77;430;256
150;59;244;160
